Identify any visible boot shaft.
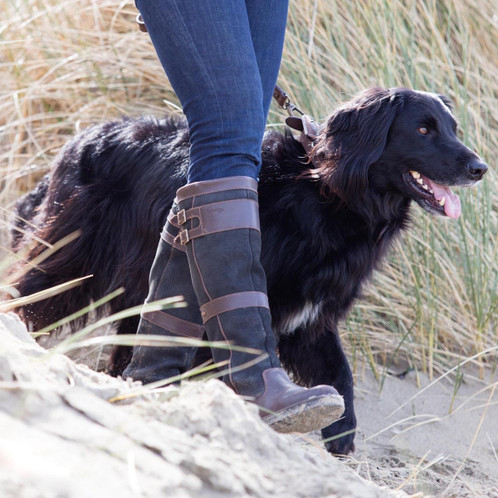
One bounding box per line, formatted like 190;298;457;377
176;177;280;396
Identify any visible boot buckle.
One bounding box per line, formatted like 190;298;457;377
179;229;190;245
177;209;187;225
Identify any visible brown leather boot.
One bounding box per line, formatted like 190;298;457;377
175;176;344;433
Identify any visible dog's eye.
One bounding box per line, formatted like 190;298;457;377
417;127;429;135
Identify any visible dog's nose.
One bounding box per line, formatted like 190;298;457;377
466;160;488;180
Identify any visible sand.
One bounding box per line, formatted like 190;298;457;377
351;365;498;496
0;312;496;497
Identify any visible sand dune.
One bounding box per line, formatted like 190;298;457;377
0;312;407;498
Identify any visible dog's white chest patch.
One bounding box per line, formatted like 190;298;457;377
278;302;322;334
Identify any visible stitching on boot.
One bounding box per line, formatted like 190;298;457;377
248;223;277;368
191;194;237;393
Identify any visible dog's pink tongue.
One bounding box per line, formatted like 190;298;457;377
425;179;461;219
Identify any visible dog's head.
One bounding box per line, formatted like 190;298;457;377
311;87;488;219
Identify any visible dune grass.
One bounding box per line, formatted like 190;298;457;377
0;0;496;381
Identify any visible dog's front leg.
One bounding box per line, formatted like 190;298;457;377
278;327;356;455
317;329;356;455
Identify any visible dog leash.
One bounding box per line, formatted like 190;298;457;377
273;85;320;157
136;14;320;158
272;85;304;117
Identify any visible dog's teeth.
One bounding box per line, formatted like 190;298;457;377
410;171;421;179
417;178;424;185
423;184;429;190
429;189;434;194
439;198;446;206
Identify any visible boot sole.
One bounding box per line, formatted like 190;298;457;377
262;394;345;434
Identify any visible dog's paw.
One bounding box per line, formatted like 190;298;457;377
321;409;356;455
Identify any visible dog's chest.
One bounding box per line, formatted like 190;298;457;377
276;301;322;335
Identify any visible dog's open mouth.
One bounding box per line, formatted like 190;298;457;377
404;170;461;219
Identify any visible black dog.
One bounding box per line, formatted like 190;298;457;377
11;87;487;455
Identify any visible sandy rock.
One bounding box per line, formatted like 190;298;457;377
0;313;407;498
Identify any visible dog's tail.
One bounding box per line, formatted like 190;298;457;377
10;122;163;333
11;185;133;332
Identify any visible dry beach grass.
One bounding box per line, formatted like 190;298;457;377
0;0;497;496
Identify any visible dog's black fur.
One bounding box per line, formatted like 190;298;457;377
11;87;487;455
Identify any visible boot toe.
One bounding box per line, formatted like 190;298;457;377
256;368;345;433
261;392;345;434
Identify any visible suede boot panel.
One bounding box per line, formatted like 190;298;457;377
123;206;203;384
124;315;195;384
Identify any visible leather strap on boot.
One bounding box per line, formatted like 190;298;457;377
140;212;203;334
199;291;269;324
173;177;260;246
176;176;258;198
160;223;186;253
174;198;260;246
141;309;205;339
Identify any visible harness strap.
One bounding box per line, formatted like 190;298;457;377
175;198;260;246
199;291;269;324
141;310;205;338
273;85;304;117
285;115;320;157
273;85;320;158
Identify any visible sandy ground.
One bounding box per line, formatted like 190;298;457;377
0;312;497;497
351;366;498;496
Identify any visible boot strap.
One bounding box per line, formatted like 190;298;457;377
176;176;258;201
167;208;180;228
160;225;186;253
142;310;205;339
175;198;260;245
200;291;269;324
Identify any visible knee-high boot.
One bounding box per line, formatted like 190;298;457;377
123;202;204;384
175;176;344;433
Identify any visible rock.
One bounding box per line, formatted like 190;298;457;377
0;313;406;497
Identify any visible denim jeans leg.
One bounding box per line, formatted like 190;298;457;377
135;0;288;182
246;0;289;120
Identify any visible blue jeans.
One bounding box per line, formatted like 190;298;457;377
136;0;289;182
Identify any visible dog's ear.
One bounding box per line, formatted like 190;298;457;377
438;94;453;111
311;87;404;203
